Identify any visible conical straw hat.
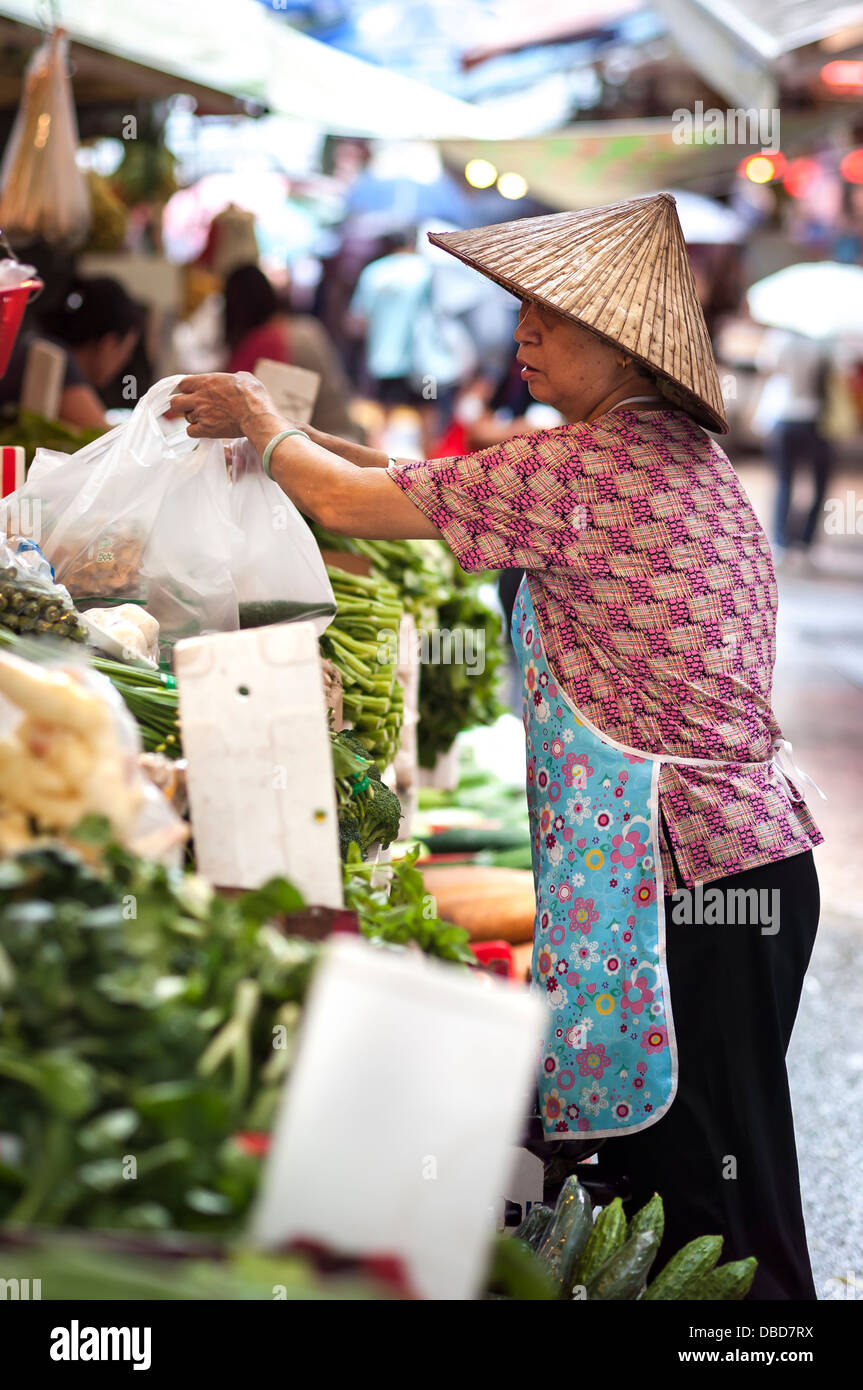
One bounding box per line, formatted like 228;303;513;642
428;193;728;433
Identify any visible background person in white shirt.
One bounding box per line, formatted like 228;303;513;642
756;329;834;556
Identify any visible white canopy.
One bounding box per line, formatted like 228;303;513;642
0;0;560;139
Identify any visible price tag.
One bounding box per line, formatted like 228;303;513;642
253;359;320;425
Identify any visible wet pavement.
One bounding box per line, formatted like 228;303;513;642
717;454;863;1299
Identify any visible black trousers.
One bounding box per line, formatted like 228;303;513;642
768;420;833;549
601;848;820;1300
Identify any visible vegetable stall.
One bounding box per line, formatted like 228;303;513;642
0;384;756;1303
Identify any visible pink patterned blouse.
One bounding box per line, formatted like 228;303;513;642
388;406;823;891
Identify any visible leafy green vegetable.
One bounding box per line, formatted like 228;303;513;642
0;408;104;467
0;1230;398;1300
331;729;402;859
416;573;505;769
320;565;404;770
0;828;318;1232
343;846;474;965
313;528;505;769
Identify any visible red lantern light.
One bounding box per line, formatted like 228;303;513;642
784;157;820;198
821;60;863;88
840;148;863;184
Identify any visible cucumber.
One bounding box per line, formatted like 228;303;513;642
535;1177;593;1295
512;1203;554;1253
587;1227;661;1300
238;599;337;629
684;1257;757;1301
485;1232;560;1301
570;1196;626;1292
643;1233;723;1300
424;827;530;855
627;1192;664;1247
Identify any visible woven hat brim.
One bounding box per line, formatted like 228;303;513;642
427;199;729;434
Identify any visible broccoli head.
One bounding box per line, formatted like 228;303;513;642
356;779;402;851
338;809;364;860
333;729;381;781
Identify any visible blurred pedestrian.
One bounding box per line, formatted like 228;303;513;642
347;228;443;451
224;264;363;443
756;328;834;557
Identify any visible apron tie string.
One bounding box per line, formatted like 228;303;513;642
771;738;827;801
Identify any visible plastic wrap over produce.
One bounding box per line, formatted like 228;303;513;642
0;533;86;642
0;646;186;863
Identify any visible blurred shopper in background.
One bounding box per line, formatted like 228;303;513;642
0;276;142;429
430;344;565;641
347;227;443;451
756;328;834;558
224;264;363;443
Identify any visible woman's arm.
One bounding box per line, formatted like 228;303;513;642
170;372;441;540
303;421;389;468
59;383;109;430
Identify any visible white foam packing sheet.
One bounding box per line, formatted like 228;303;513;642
250;934;544;1300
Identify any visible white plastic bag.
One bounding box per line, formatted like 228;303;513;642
0;377;240;643
228;438;335;635
0;30;90;248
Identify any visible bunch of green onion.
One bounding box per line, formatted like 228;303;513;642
89;656;182;756
321;565;404;770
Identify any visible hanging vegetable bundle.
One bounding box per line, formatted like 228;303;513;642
320;564;404;771
314;530;505;768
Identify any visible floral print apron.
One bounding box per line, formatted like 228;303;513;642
514;573;678;1138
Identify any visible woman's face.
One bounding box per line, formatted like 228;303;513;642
514;299;634;422
86;328;140;389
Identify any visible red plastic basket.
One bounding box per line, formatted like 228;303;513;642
0;278;42;378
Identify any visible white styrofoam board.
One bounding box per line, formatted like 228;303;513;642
250;934;544;1300
175;620;342;904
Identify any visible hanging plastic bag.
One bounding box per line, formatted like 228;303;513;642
0;376;240;644
0;29;91;248
228;438;335;634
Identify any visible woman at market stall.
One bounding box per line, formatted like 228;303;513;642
171;192;824;1301
0;276;142;429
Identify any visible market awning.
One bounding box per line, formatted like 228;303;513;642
0;0;558;138
0;13;255;115
440;120;753;208
440;112;841;209
653;0;863;107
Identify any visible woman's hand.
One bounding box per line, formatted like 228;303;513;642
169;372;281;439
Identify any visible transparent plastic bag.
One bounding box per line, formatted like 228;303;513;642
1;377;240;644
228;439;335;634
0;645;185;863
0;532;83;640
0;30;90;248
